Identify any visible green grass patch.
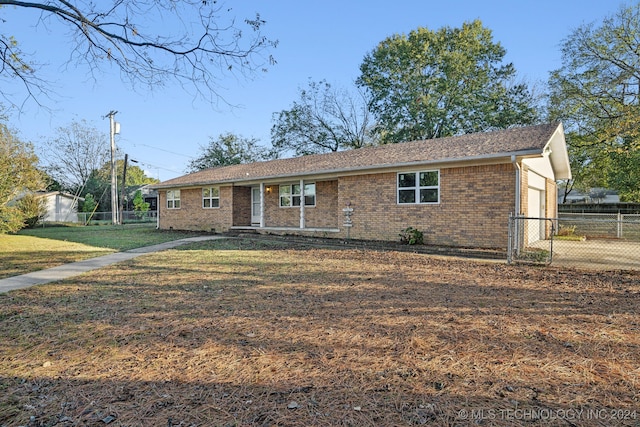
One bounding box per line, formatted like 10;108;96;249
0;235;114;279
555;234;587;241
0;224;207;278
17;224;200;251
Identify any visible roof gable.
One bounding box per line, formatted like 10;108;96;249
154;123;567;189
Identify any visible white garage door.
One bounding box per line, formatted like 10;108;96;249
527;187;543;244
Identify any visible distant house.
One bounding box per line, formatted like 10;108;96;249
559;188;620;204
138;185;158;211
151;123;571;249
35;191;84;223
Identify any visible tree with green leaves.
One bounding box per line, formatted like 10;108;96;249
82;170;110;213
132;190;150;219
16;193;46;228
89;160;159;212
187;133;275;172
1;1;276;107
558;135;608;204
548;4;640;202
124;165;160;187
81;193;97;214
0;122;44;233
271;79;377;156
357;20;539;144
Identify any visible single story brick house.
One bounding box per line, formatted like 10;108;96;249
151;122;571;249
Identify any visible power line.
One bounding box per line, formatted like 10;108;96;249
133;159;183;175
120;138;195;159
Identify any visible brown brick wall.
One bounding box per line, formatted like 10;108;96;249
545;178;557;237
520;164;529;216
305;180;339;228
264;185;298;227
263;180;339;228
337;164;516;248
545;178;557;219
158;164;521;248
158;187;233;232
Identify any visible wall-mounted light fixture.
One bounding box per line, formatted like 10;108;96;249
265;186;272;194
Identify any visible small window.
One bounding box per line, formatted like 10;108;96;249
167;190;181;209
202;187;220;208
280;183;316;207
398;171;439;204
304;183;316;206
279;184;292;207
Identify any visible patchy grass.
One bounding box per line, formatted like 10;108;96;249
555;234;587;241
0;235;114;280
0;225;206;279
17;223;201;251
0;238;638;426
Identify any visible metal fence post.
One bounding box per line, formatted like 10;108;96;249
618;212;623;239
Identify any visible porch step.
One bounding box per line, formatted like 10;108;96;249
225;228;259;237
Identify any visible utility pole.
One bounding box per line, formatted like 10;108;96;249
119;153;129;225
106;111;119;225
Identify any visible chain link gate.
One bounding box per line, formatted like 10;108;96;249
508;214;555;265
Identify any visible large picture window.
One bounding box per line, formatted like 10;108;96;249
280;183;316;207
167;190;181;209
202;187;220;208
398;171;439;204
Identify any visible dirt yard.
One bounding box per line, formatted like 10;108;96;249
1;238;638;426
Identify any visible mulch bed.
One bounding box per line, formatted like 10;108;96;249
1;237;638;426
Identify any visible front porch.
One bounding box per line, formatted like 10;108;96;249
230;225;341;235
233;180;340;231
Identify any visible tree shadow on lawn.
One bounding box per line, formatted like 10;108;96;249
1;246;638;426
0;250;115;280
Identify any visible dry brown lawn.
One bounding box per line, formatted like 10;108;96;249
1;238;638;426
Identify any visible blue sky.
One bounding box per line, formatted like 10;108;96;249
4;0;620;181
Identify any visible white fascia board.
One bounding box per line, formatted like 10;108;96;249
544;123;572;180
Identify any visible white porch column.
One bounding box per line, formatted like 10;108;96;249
260;183;265;228
299;179;305;229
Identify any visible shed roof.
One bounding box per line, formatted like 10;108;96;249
153;122;569;189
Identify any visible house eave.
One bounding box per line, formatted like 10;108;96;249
151;149;544;190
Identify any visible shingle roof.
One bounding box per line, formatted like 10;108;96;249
153;123;562;189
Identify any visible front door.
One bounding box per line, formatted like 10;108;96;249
251;187;261;225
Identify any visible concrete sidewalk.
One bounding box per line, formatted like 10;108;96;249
0;236;226;294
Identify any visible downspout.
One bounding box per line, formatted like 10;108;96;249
511;155;521;215
511;155;522;257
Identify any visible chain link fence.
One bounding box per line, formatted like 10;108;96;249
74;211;157;225
508;215;555;265
508;214;640;270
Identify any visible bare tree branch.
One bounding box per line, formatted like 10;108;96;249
0;0;277;108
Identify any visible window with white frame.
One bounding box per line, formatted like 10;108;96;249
397;171;439;204
202;187;220;208
280;183;316;207
167;190;181;209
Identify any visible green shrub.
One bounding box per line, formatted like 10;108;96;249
16;194;47;229
399;227;424;245
133;190;150;219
